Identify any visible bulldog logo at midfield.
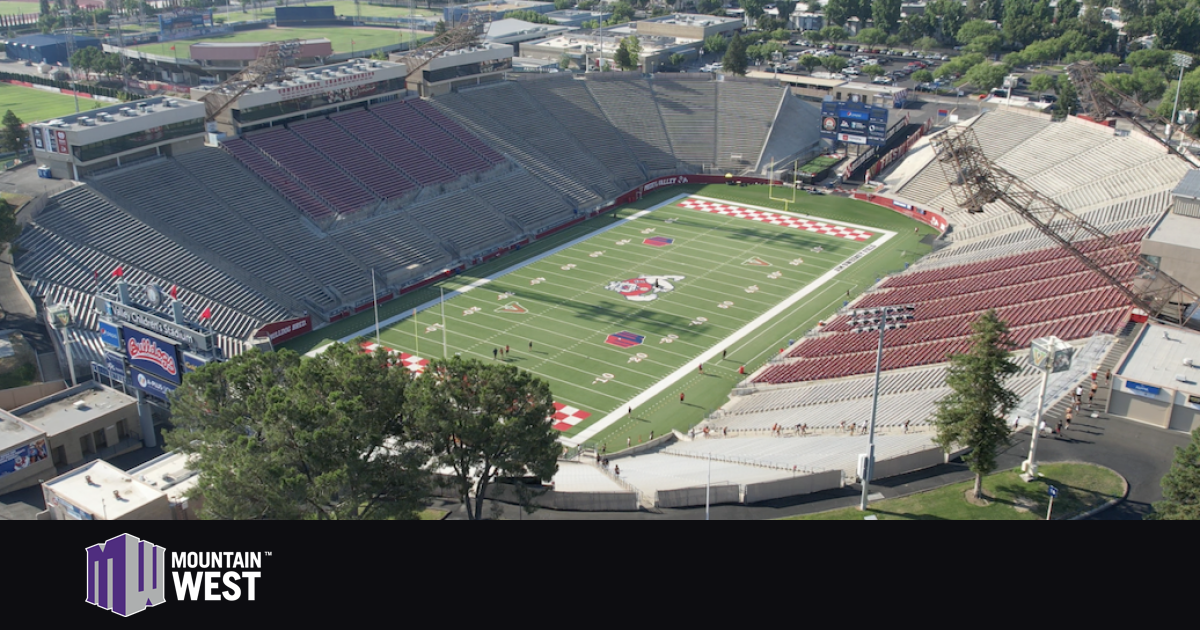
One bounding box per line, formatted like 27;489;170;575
605;275;685;302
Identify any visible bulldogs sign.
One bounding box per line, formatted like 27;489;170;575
123;325;182;385
604;275;684;302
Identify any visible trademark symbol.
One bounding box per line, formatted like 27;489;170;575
264;551;273;556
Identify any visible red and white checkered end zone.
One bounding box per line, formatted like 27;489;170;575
678;199;873;241
550;402;591;432
359;342;428;375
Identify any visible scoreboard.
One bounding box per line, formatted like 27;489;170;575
820;100;889;147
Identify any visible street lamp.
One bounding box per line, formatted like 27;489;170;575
849;303;916;511
1168;53;1193;144
1020;336;1073;481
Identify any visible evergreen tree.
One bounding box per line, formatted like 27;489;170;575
722;33;749;76
871;0;901;33
406;357;560;521
0;197;20;249
1;110;25;156
1148;428;1200;520
929;309;1021;500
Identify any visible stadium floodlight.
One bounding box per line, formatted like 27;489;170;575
849;303;916;511
1169;53;1194;144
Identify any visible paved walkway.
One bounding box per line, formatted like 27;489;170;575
441;378;1189;520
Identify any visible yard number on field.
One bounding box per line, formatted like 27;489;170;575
590;251;605;258
628;352;649;363
463;306;481;316
660;334;679;344
641;227;656;234
768;271;782;280
530;277;546;285
790;258;804;266
718;301;735;309
561;264;576;271
689;316;708;326
616;239;631;246
593;373;615;384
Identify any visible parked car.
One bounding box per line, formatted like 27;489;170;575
873;75;894;84
844;67;861;75
1040;94;1058;103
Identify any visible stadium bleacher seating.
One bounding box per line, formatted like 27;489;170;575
584;76;678;173
651;77;718;169
243;126;379;215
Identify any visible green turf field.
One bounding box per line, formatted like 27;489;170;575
131;25;431;56
0;1;37;16
218;1;438;22
0;83;103;122
286;184;938;451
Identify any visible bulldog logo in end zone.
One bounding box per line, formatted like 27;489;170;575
604;275;684;302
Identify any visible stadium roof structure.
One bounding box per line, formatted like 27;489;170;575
1145;209;1200;249
1171;169;1200;201
483;18;570;41
1118;322;1200;398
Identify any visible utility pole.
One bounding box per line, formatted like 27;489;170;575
60;3;79;113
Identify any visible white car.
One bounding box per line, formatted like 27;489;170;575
844;67;860;75
872;75;893;84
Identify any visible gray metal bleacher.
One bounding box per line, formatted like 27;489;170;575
429;91;603;209
651;77;718;169
584;76;678;172
469;171;574;231
454;80;621;200
330;210;452;282
89;157;340;312
405;189;521;257
514;75;647;188
716;79;782;172
174;149;374;304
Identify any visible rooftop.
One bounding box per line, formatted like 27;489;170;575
1119;322;1200;397
484;18;568;39
12;383;137;437
197;58;401;98
45;459;164;520
1146;206;1200;248
35;95;202;128
0;412;43;454
1172;169;1200;200
127;451;200;504
640;13;742;26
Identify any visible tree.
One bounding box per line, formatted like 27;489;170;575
1057;0;1081;21
703;33;729;54
606;0;634;23
913;35;939;52
1092;52;1120;72
433;20;447;36
504;9;555;23
855;27;888;47
965;61;1009;91
1029;72;1056;95
697;0;722;14
723;33;749;75
956;18;997;45
1148;429;1200;520
824;0;849;27
911;68;934;83
818;25;848;46
0;197;20;249
614;35;641;70
406;357;560;521
1104;67;1167;103
929;310;1021;500
1154;6;1200;53
757;15;784;31
860;63;884;77
776;0;798;24
559;53;572;70
669;52;687;67
925;0;966;43
1053;74;1079;119
871;0;901;33
163;344;431;520
554;0;573;8
741;0;767;20
799;53;822;73
771;28;793;42
821;54;847;73
965;34;1003;54
1;110;25;157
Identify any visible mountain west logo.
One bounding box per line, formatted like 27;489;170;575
604;275;684;302
86;533;167;617
127;338;177;376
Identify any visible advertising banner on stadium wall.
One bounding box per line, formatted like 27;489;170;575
639;175;779;195
253;315;313;346
98;319;121;349
0;438;48;480
852;193;948;233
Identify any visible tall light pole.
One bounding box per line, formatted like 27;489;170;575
1021;336;1073;482
59;6;80;113
1168;53;1193;144
849;303;915;511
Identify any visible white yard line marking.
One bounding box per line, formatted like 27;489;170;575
305;193;691;357
562;228;897;446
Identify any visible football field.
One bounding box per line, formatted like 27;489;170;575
290;184;937;451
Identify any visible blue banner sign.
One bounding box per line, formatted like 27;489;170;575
130;369;177;401
123;325;182;385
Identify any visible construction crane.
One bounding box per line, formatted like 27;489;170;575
201;39;303;123
1067;60;1200;168
394;12;485;87
930;124;1200;325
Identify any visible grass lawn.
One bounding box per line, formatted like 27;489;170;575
284;184;937;452
131;25;431;56
418;508;448;520
785;463;1125;520
0;1;37;15
218;1;438;22
0;83;104;123
1;192;33;207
